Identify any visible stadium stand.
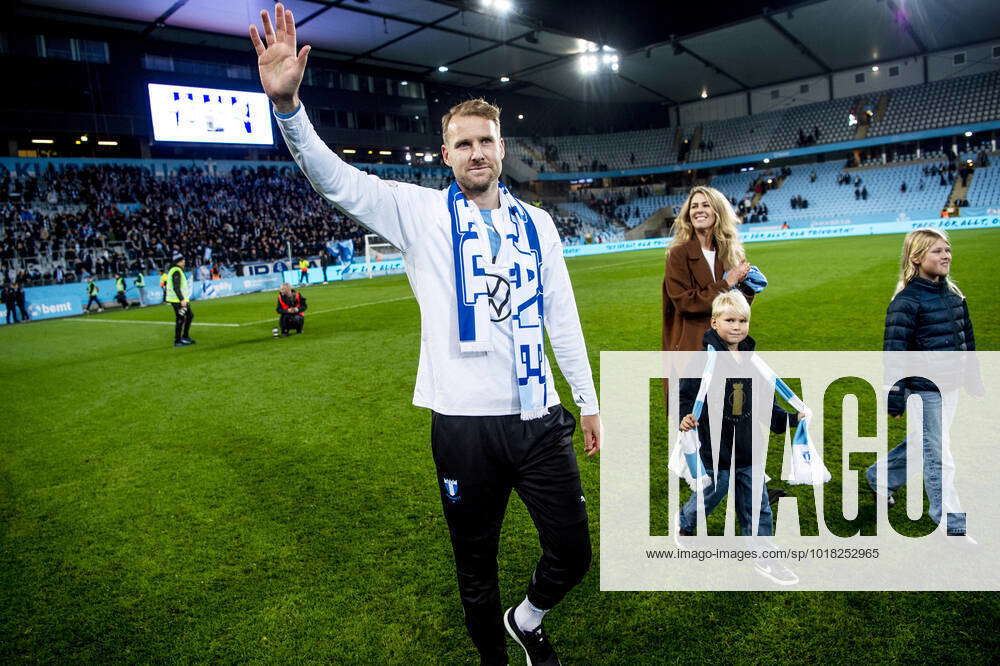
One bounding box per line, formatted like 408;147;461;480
0;159;611;284
0;161;456;284
615;194;687;228
555;202;625;242
512;71;1000;174
759;161;954;224
510;129;677;172
606;151;999;231
966;160;1000;208
870;71;1000;137
709;171;765;204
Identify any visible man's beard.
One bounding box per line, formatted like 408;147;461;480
456;164;496;194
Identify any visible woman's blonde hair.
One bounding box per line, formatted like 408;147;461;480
895;227;963;297
668;185;744;269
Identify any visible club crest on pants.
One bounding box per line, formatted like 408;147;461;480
443;477;461;502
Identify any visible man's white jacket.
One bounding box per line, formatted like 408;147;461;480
276;105;598;417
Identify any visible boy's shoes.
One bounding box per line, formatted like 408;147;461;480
946;532;978;546
503;607;560;666
173;341;187;347
673;512;694;549
180;337;196;345
767;488;787;506
869;487;896;508
753;558;799;586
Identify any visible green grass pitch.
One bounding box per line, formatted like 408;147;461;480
2;230;998;663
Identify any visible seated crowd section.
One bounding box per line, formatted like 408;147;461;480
509;70;999;173
0;162;450;284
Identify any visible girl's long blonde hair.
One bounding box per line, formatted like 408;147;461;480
895;227;963;297
668;185;744;269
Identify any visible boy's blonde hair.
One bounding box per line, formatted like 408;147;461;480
711;290;751;320
895;227;963;298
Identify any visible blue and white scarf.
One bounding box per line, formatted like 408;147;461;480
668;347;831;488
448;182;548;420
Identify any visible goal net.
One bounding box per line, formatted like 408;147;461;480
363;233;403;279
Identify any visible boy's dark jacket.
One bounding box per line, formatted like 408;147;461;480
679;328;797;470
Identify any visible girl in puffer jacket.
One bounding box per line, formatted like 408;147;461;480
867;228;976;538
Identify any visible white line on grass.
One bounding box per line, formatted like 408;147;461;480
237;294;415;326
573;256;658;272
60;294;416;329
65;318;239;327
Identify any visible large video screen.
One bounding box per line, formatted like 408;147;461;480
147;83;274;145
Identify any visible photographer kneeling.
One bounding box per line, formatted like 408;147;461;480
275;283;307;336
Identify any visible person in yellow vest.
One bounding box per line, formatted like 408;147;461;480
165;252;195;347
298;257;310;285
114;273;130;310
159;269;168;303
134;271;146;307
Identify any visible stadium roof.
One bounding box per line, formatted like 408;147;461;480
18;0;1000;104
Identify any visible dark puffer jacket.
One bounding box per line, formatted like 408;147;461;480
884;277;976;415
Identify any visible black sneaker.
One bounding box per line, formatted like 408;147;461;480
503;607;560;666
181;337;196;345
767;488;787;506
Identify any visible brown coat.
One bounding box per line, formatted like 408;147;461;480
662;236;755;352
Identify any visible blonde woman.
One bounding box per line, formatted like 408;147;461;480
662;186;753;352
868;228;976;538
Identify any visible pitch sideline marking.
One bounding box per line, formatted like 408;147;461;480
65;318;239;327
237;294;415;326
60;294;416;328
573;256;658;272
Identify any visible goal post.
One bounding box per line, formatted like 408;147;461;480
363;233;403;279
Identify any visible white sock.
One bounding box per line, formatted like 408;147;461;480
513;597;549;632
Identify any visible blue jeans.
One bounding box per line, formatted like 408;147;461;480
679;466;773;536
866;390;966;535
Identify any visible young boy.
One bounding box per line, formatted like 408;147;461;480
677;291;800;539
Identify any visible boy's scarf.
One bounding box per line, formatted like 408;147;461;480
722;265;768;293
668;347;831;489
750;355;831;486
668;345;716;491
448;181;548;420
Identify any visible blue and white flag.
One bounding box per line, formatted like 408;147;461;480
723;265;768;293
750;355;831;485
668;346;716;491
334;239;354;265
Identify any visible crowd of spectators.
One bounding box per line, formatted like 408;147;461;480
0;163;454;285
732;197;769;223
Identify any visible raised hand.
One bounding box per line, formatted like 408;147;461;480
725;259;750;287
249;2;311;114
